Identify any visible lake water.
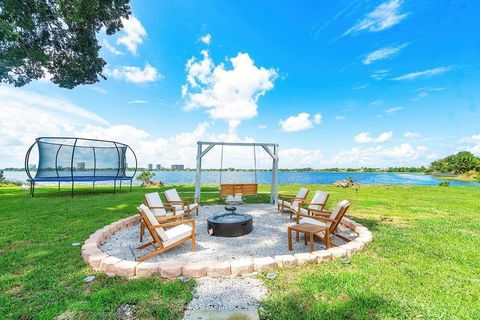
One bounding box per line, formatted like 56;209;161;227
4;170;478;186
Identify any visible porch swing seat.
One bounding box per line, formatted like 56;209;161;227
220;183;258;197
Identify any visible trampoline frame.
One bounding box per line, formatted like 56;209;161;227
25;137;137;197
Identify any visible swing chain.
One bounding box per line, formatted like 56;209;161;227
253;145;257;183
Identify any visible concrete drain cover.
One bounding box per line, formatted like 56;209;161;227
187;310;259;320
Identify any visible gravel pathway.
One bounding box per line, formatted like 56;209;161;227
100;204;357;263
183;277;267;319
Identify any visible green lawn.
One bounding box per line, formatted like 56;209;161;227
0;185;479;319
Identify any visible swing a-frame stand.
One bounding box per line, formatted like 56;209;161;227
195;141;279;204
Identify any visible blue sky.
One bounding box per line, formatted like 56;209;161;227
1;0;480;168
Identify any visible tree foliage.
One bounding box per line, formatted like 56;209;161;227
136;170;155;186
430;151;480;174
0;0;131;88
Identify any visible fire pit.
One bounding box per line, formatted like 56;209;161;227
207;206;253;237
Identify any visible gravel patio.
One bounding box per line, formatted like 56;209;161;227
100;204;357;264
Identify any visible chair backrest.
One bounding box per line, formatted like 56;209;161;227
164;189;183;210
137;204;169;242
327;200;350;232
308;191;329;211
292;188;309;207
144;192;167;216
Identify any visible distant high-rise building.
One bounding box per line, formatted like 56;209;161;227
171;164;184;170
156;164;162;170
148;164;153;170
77;162;85;170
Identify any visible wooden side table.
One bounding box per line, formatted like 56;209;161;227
288;223;330;252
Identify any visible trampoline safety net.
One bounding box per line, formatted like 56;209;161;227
25;137;137;197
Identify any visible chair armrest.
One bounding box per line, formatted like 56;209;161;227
292;197;307;201
308;208;331;216
156;214;183;223
296;213;315;219
167;200;184;204
303;202;325;206
278;194;296;199
311;216;337;223
295;213;336;223
154;219;194;228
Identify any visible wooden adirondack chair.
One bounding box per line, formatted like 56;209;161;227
290;190;330;220
136;204;195;262
140;192;184;242
278;187;309;215
164;189;199;217
296;200;351;246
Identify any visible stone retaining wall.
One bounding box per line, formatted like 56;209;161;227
82;214;372;279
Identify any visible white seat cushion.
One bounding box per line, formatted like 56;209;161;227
281;200;292;208
163;224;192;247
299;217;327;227
291;203;300;213
299;217;327;237
165;188;194;212
308;191;328;210
164;189;181;202
327;200;350;226
145;192;168;217
138;204;169;241
175;203;199;215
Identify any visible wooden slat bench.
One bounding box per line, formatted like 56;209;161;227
220;183;258;196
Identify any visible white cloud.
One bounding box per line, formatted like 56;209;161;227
101;39;124;55
353;84;368;90
459;134;480;144
413;87;446;92
371;69;389;80
279;112;322;132
0;86;108;125
354;131;393;143
257;124;267;129
459;134;480;155
392;66;452;81
363;44;408;65
107;64;161;84
128;100;148;104
0;87;108;166
0;86;439;170
117;16;147;55
89;87;108;94
200;34;212;45
280;148;324;168
0;87;258;169
78;124;150;145
386;106;402;114
344;0;408;36
404;131;423;139
335;115;345;121
412;91;429;101
330;143;429;167
182;50;277;133
412;87;446;101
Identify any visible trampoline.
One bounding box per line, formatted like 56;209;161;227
25;137;137;197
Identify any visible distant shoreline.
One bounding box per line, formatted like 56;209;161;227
3;168;478;184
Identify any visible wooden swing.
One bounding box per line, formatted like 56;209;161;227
219;144;258;197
